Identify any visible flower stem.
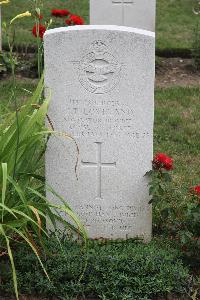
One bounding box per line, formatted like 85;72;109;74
7;29;19;179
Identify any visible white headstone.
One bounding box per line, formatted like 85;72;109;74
44;25;155;241
90;0;156;32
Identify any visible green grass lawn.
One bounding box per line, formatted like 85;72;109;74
155;86;200;188
156;0;198;50
1;78;200;188
0;77;36;115
1;0;199;50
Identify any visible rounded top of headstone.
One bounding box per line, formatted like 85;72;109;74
44;25;155;39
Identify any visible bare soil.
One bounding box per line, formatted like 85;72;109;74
155;57;200;88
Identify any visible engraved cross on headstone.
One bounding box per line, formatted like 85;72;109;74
81;142;116;199
112;0;134;25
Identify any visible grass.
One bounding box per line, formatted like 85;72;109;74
0;77;36;114
155;86;200;187
0;236;190;299
156;0;198;50
1;78;200;189
0;0;199;50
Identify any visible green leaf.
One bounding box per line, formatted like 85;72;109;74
144;170;153;177
1;163;7;222
6;225;50;281
0;225;19;300
162;172;172;182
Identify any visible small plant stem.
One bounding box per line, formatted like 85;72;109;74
36;20;41;78
35;0;42;78
12;74;19;180
7;28;19;179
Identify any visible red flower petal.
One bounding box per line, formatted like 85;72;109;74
65;14;84;26
153;153;173;171
191;185;200;196
32;24;46;39
51;9;70;17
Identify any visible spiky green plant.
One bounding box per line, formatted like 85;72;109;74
0;75;87;300
0;3;87;299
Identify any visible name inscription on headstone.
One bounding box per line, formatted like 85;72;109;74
64;97;150;138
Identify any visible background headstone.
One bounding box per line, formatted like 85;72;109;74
90;0;156;32
44;25;155;241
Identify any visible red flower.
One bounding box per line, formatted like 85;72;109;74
190;185;200;196
65;14;84;26
38;14;43;20
51;9;70;17
32;24;46;39
35;12;43;20
153;153;173;171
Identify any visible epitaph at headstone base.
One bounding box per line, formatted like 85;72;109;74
44;26;155;241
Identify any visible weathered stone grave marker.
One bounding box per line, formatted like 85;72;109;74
44;25;155;241
90;0;156;31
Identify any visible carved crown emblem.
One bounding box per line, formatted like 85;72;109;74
79;40;121;94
